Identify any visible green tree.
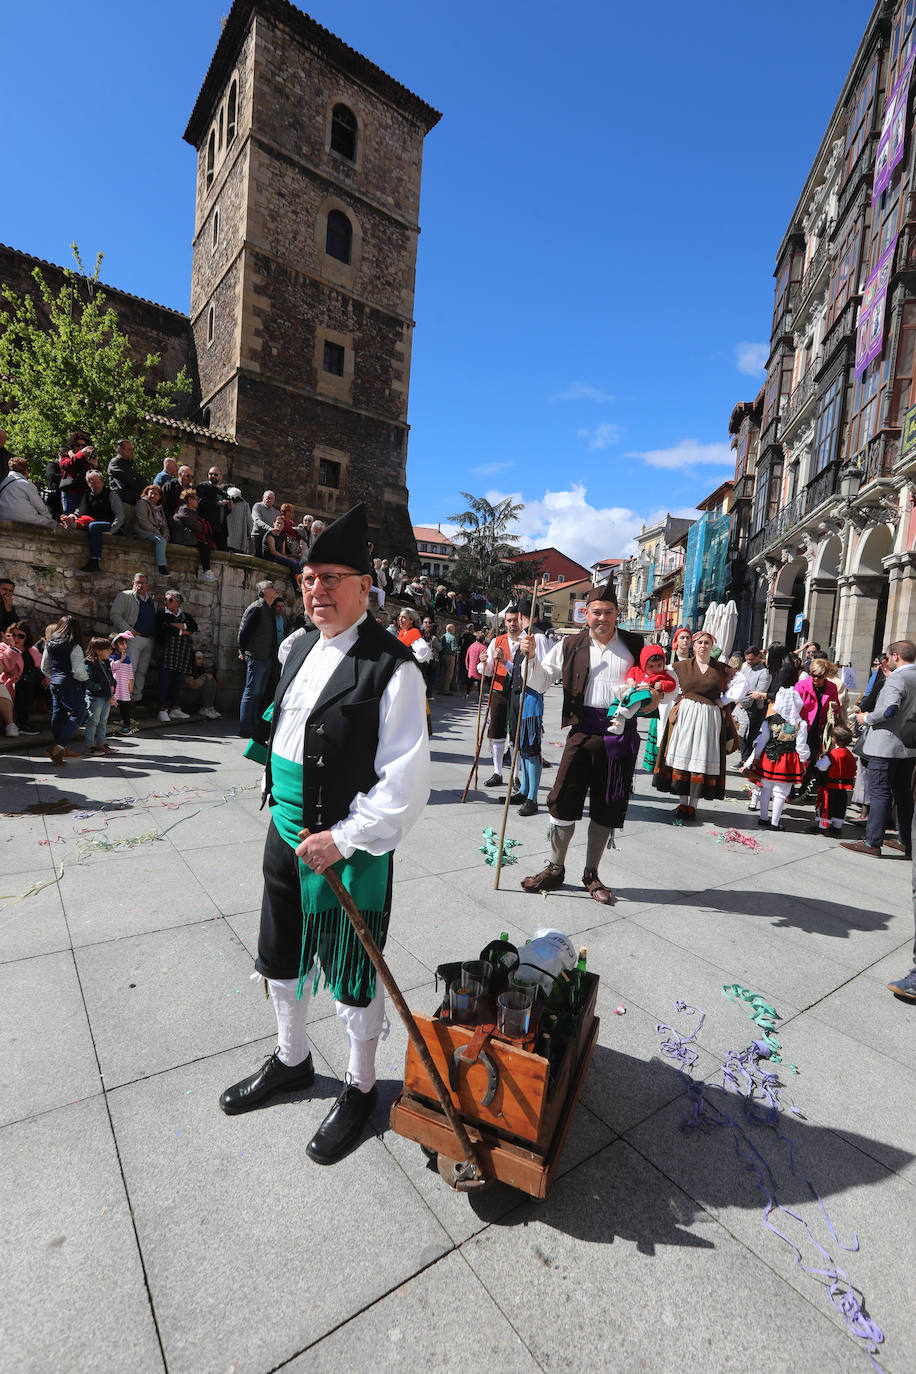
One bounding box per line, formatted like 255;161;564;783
0;245;191;482
447;492;529;602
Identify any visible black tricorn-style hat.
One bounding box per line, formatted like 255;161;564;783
304;503;372;574
586;579;618;606
512;595;533;618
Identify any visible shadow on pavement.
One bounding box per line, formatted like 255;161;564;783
613;885;891;939
464;1045;914;1248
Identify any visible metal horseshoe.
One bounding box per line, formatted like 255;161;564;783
449;1046;498;1107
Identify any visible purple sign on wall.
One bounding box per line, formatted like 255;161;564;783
855;235;898;377
873;52;915;201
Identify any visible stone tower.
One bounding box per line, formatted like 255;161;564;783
183;0;440;555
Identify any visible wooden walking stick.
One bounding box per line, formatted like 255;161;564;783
493;581;541;891
461;670;495;803
298;831;487;1187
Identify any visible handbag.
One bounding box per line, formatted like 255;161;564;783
850;724;869;759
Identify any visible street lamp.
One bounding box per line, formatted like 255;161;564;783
839;464;861;502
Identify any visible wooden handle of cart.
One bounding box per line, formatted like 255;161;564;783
299;830;486;1182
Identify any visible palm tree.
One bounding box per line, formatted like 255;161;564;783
447;492;525;600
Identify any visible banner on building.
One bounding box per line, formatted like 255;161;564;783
873;53;915;200
854;234;898;376
681;513;708;629
572;600;587;625
901;401;916;461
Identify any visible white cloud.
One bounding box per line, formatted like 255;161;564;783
470;460;516;477
735;341;769;376
625;438;734;470
552;381;615;403
484;483;653;569
577;422;625;450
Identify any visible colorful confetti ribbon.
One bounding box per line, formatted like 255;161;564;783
712;827;767;854
479;826;520;867
655;1000;884;1368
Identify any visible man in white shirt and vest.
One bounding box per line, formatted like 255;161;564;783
481;605;523;788
517;580;657;902
220;504;431;1164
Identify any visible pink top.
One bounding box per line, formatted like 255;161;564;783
0;642;23;696
110;656;134;700
793;676;840;730
466;640;486;680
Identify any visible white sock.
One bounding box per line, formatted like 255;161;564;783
492;740;506;773
336;990;386;1092
268;976;312;1066
758;781;773;822
346;1035;379;1092
771;784;790;827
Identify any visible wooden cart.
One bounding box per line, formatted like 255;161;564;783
389;972;599;1198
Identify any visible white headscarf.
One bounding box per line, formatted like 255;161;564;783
773;686;801;726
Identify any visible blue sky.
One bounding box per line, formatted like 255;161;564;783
4;0;872;564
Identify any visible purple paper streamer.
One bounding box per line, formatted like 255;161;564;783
655;1002;885;1367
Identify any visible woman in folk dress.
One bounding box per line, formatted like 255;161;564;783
653;629;738;820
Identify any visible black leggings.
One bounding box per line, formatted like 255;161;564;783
117;700;132;726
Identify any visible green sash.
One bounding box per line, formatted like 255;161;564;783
268;752;390;1001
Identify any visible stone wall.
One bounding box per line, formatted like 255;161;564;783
0;518;296;710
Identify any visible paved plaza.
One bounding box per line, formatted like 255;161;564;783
2;690;915;1373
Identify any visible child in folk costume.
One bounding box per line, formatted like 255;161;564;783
109;632;136;735
617;645;677;770
739;687;810;832
810;724;857;835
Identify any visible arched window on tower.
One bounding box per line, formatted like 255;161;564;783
206;131;215;188
227;81;237;145
207;305;215;345
330;104;357;161
325;209;352;264
218;107;224;152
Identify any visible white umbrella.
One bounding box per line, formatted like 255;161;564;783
702;601;719;634
718;600;738;659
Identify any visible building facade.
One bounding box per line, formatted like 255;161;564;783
412;525;457;579
618;515;693;633
730;0;916;668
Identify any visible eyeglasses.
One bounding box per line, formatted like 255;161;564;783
7;632;25;641
298;572;362;590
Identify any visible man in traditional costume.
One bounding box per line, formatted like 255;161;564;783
517;581;653;902
504;597;551;816
481;605;524;788
220;504;430;1165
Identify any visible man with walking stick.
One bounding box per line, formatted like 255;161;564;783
517;580;655;903
505;595;551;816
220;504;430;1165
481;605;524;789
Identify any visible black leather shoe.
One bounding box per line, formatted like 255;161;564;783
518;800;539;817
500;791;525;804
219;1050;314;1114
306;1081;378;1164
483;773;503;787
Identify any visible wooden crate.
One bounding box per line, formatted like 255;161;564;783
390;1011;599;1199
403;972;598;1148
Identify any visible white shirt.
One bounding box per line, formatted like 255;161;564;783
484;632;522;679
0;471;57;527
526;632;635;708
270;613;430;860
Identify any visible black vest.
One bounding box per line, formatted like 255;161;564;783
85;488;115;523
260;617;417;832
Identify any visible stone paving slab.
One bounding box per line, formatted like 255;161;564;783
59;848;222;947
2;948;101;1126
0;1097;164;1374
0;867;71;963
283;1249;541;1372
108;1043;452;1374
75;919;274;1088
624;1071;915;1364
804;970;916;1069
461;1138;871;1372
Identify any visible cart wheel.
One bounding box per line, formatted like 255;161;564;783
437;1153;493;1193
419;1144;438;1162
